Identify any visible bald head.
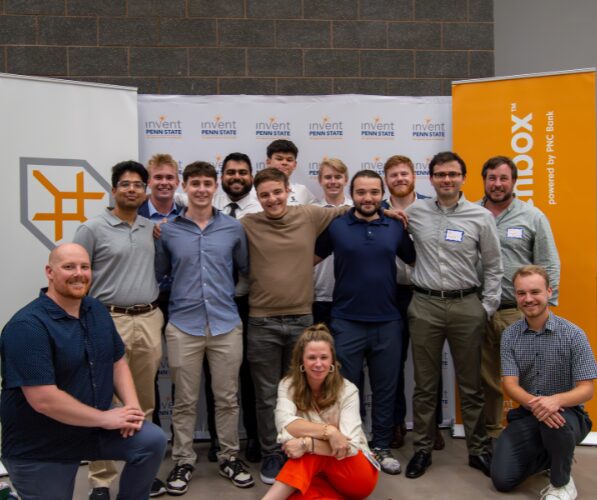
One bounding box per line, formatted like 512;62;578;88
46;243;92;301
49;243;90;266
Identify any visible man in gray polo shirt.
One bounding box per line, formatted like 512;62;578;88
404;151;502;479
74;160;164;500
479;155;560;438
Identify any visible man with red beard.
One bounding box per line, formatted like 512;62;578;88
382;155;444;451
74;161;165;499
0;244;167;499
491;265;595;500
479;156;560;438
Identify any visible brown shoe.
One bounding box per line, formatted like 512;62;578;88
433;426;445;450
390;423;407;449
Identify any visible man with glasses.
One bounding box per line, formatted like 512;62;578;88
404;151;502;479
74;160;165;500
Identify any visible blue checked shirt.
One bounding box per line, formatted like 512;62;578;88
501;312;597;398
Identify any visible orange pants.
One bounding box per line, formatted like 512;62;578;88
277;451;379;499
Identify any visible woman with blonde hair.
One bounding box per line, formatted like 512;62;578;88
263;325;379;499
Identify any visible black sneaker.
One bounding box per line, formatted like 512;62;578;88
149;477;167;497
166;464;194;496
89;487;110;500
259;453;284;485
219;457;255;488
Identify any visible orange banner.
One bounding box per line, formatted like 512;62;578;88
452;69;597;430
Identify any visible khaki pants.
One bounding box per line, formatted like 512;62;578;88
409;292;488;455
89;307;164;488
481;307;522;436
167;322;243;466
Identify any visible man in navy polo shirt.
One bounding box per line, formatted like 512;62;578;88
0;243;166;500
315;169;416;476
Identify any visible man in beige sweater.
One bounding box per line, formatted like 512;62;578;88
241;168;346;484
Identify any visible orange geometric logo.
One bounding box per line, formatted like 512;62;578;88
31;170;105;241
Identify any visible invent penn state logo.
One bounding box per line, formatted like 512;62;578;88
20;158;111;250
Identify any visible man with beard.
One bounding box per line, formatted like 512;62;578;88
74;161;165;500
404;151;502;479
491;265;595;500
212;152;262;463
479;156;560;438
315;169;416;475
382;156;444;451
0;243;167;499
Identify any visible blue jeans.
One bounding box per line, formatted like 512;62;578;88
330;318;402;449
3;422;166;500
247;314;312;454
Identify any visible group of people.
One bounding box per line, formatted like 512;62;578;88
1;139;596;500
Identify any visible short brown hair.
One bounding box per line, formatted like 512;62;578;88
318;158;348;181
182;161;217;183
254;167;288;190
383;155;414;176
148;153;178;175
512;265;550;289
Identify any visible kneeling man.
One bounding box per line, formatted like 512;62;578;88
0;243;167;500
491;265;597;499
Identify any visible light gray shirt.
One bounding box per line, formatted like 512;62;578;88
406;194;503;316
480;197;560;305
74;209;159;306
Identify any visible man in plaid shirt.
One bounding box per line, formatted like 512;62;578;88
491;265;597;500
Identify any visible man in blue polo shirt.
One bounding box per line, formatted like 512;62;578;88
0;243;166;500
315;169;416;476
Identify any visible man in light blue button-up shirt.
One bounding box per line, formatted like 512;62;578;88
155;161;254;493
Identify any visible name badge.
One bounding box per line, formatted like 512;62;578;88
445;229;464;242
507;227;524;239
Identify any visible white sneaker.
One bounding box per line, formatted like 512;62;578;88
540;477;577;500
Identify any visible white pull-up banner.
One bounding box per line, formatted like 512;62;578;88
0;74;138;328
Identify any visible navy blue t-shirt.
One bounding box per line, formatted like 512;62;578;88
315;209;416;322
0;290;125;460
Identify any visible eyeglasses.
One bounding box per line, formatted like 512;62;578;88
117;181;146;190
432;172;462;180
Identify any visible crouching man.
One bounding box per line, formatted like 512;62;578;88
0;243;167;500
491;265;597;499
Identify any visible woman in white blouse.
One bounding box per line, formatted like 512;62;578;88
263;325;379;499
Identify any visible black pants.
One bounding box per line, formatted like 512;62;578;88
491;405;591;491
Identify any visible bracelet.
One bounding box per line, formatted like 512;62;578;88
322;423;329;441
310;436;315;454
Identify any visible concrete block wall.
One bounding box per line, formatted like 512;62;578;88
0;0;493;95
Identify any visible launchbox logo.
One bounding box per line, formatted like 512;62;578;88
20;157;110;250
200;115;237;138
144;115;183;137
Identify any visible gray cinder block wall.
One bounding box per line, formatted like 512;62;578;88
0;0;493;95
